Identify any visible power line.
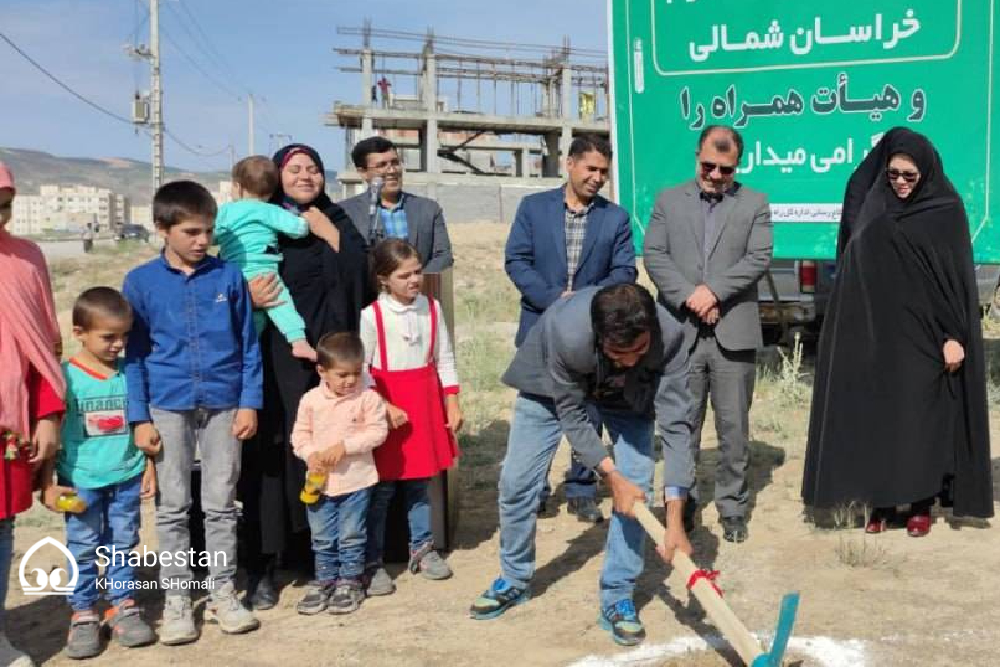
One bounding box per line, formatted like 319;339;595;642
2;27;227;167
171;0;248;91
0;29;134;126
163;127;230;158
160;25;242;99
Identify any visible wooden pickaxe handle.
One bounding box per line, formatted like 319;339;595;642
633;502;765;666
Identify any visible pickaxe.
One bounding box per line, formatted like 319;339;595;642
633;503;800;667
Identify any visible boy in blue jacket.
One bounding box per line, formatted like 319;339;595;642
123;180;262;646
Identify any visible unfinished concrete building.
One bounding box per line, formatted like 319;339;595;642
327;24;611;224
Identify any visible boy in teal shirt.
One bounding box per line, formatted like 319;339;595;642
40;287;157;659
215;156;332;362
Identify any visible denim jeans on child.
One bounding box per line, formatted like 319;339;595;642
366;479;433;564
307;488;371;583
498;393;654;610
63;474;143;611
151;407;241;594
0;517;13;627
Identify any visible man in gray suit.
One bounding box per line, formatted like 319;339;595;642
643;125;772;544
339;136;454;272
469;284;693;647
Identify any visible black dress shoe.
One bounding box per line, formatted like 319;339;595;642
248;574;278;611
567;497;604;524
720;516;748;543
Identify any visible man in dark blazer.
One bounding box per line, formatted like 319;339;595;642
643;125;773;543
504;134;637;524
339;136;454;273
469;284;693;647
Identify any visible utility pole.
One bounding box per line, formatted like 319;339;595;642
247;94;255;155
126;0;163;195
150;0;163;191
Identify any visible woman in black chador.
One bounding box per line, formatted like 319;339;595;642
802;127;993;536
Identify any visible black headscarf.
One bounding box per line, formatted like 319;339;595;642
803;127;993;518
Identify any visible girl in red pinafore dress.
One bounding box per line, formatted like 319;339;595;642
361;239;462;593
0;161;66;666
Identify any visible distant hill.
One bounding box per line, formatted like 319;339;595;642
0;147;231;205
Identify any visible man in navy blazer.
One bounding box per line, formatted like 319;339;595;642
504;134;637;523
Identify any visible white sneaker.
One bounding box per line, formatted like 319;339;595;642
159;595;199;646
206;582;260;635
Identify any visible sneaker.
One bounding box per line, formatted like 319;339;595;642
365;566;395;597
598;599;645;647
327;580;365;615
408;542;453;580
296;581;333;615
206;582;260;634
721;516;749;543
105;600;155;648
159;596;199;646
0;633;35;667
567;497;604;524
469;578;531;620
65;609;102;659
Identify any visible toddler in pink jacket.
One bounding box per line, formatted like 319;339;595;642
291;332;388;616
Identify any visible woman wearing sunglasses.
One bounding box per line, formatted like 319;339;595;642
802;127;993;536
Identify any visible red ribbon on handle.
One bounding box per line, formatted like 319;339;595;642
687;569;723;597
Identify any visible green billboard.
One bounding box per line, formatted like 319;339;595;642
609;0;1000;261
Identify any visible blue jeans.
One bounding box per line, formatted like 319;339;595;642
64;474;143;611
307;488;371;583
0;517;12;628
365;479;433;565
540;404;601;502
498;393;653;610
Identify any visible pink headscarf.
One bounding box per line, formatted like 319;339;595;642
0;161;65;439
0;162;15;194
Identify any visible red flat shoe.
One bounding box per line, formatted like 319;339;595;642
865;516;887;534
906;513;932;537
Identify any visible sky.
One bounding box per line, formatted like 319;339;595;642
0;0;608;173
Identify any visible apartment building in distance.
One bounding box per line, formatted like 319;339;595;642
11;185;129;236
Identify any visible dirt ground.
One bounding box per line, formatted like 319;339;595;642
7;224;1000;666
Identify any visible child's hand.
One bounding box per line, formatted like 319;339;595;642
386;404;409;430
232;409;258;441
41;483;76;513
318;442;347;469
28;415;61;467
306;452;323;474
134;422;162;455
302;207;341;251
445;395;464;434
140;458;157;499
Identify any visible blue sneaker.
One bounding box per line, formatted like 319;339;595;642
598;599;646;646
469;578;531;620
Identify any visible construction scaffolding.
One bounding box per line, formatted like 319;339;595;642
328;23;611;198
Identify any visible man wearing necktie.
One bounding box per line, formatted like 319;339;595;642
642;126;773;543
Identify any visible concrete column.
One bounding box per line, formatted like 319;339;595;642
361;49;373;106
543;133;560;178
517;148;531;178
423;53;438;112
426;119;440;173
561;65;573;120
560;126;573;169
361;116;374;138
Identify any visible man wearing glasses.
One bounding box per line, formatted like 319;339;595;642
642;125;773;544
340;136;454;272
